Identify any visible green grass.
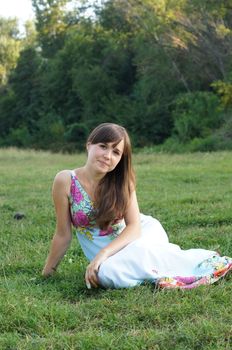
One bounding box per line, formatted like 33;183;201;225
0;148;231;350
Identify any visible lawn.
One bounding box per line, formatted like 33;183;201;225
0;148;231;350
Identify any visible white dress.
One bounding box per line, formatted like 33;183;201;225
69;171;232;289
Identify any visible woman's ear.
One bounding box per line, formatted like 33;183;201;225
86;142;90;152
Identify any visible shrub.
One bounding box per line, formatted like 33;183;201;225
157;115;232;153
64;122;89;150
172;92;223;142
30;113;65;151
6;126;32;147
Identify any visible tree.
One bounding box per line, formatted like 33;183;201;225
22;20;38;48
0;17;21;85
32;0;69;57
7;47;44;131
172;91;223;142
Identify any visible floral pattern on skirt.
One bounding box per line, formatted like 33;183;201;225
157;255;232;289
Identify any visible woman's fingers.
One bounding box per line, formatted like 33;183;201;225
85;264;99;288
84;251;108;289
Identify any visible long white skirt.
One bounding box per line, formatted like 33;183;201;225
98;214;232;289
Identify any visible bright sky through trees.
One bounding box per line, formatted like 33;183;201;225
0;0;34;21
0;0;34;33
0;0;101;32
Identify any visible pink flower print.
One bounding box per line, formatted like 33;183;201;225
74;211;89;227
99;226;114;236
71;182;83;204
175;276;196;284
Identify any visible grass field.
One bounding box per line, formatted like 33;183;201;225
0;148;231;350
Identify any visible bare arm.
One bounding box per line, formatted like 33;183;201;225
42;171;72;276
85;190;141;287
100;190;141;256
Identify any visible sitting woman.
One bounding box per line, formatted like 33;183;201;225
42;123;232;289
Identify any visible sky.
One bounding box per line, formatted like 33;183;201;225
0;0;34;22
0;1;100;29
0;0;34;33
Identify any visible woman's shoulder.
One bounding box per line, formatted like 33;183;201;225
53;170;73;193
54;169;72;181
52;170;75;200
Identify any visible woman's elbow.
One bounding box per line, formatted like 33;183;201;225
136;223;142;238
128;222;141;239
54;229;72;244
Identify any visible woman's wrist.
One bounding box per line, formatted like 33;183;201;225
42;265;57;277
99;248;110;258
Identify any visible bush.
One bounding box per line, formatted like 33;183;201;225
64;122;89;150
31;114;65;151
152;114;232;153
172;91;223;142
6;126;32;147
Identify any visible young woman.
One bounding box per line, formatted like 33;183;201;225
42;123;232;289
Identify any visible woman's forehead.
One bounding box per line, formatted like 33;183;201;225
104;140;124;150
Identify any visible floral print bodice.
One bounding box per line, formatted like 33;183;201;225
69;172;96;230
68;171;124;260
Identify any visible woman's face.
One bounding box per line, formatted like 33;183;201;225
86;140;124;174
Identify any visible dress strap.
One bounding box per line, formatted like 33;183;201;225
70;170;93;202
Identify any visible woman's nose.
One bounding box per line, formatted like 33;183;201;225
104;150;111;159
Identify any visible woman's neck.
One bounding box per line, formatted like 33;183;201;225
78;166;104;186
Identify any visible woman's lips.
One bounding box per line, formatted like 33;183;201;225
98;160;110;167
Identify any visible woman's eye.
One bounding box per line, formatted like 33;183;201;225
99;144;106;149
113;150;120;155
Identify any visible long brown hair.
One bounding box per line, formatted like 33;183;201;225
87;123;135;229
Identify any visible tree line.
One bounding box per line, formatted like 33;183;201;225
0;0;232;152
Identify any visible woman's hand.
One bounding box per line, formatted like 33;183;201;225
42;266;56;277
85;250;108;288
85;191;141;289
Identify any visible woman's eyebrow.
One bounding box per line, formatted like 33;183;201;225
113;146;122;153
102;141;122;152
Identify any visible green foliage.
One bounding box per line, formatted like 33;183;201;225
6;126;32;147
0;17;21;85
147;114;232;153
0;88;17;135
22;20;38;49
212;80;232;108
1;0;232;151
32;0;69;57
172;92;223;142
9;47;44;126
97;0;138;34
55;24;138;131
64;122;89;150
31;113;66;151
